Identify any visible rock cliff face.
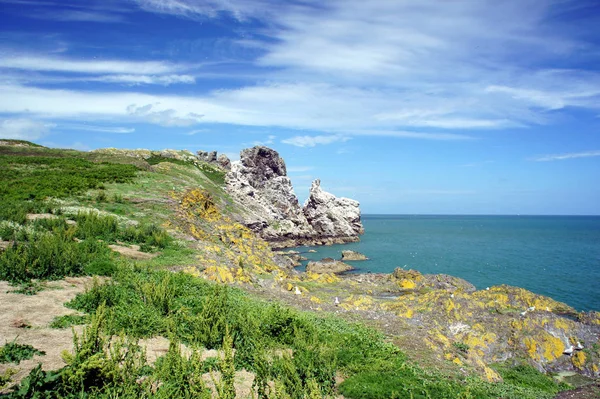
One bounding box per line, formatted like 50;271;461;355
226;146;363;248
303;179;364;239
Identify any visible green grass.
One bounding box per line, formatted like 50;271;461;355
0;153;138;223
0;340;45;365
49;314;88;329
32;266;563;399
0;212;174;283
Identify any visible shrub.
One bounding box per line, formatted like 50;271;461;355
0;340;45;364
49;314;88;329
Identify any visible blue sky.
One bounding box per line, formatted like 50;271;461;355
1;0;599;214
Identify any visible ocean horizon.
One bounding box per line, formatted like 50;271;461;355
295;214;600;312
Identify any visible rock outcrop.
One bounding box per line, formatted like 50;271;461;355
341;250;368;261
303;179;364;239
306;258;354;274
226;146;364;248
226;147;317;247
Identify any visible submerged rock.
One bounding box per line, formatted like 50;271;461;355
341;250;368;261
306;258;354;274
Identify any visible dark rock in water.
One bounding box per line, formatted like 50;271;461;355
306;258;354;274
341;250;368;261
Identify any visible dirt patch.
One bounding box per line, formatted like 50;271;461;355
553;383;600;399
109;244;158;260
202;369;255;399
0;241;10;252
0;277;90;391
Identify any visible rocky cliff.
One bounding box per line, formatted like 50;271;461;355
225;146;363;248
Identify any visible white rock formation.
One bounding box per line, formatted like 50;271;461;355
226;147;316;245
226;146;364;247
302;179;364;239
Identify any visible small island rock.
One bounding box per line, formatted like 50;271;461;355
341;250;368;261
306;258;354;274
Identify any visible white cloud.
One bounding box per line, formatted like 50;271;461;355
532;150;600;162
91;74;196;85
0;118;55;140
282;135;349;147
41;10;125;23
133;0;275;21
0;55;182;75
2;0;600;145
186;129;210;135
60;124;135;134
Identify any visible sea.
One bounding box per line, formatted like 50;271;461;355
294;215;600;312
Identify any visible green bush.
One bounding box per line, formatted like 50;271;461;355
0;340;45;364
0;154;138;222
50;314;88;329
0;231;114;283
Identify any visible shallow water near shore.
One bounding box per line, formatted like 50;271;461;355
294;215;600;312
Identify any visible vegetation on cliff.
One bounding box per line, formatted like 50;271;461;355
0;140;595;398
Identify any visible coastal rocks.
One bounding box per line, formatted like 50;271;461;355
225;146;364;247
303;179;364;240
226;147;317;245
217;154;231;171
196;150;217;163
306;258;354;274
341;250;368;261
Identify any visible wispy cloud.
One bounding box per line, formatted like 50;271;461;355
60;124;135;134
133;0;275;21
0;55;184;75
0;118;55;140
90;74;196;86
282;135;349;147
532;150;600;162
2;0;600;146
41;10;125;23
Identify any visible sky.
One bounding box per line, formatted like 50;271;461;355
1;0;599;215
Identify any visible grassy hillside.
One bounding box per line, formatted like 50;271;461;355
0;140;572;398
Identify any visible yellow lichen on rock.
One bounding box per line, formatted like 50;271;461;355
340;295;375;311
310;296;322;304
304;272;340;284
463;332;497;358
399;279;416;289
483;365;502;382
571;351;586;370
541;334;564;361
182;266;201;278
523;337;539;361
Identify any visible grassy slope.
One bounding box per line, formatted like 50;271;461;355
0;141;570;398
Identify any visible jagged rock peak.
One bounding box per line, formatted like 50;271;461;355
226;146;316;243
303;179;364;238
238;146;287;186
225;146;364;247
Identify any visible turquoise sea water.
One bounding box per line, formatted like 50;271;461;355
295;215;600;312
